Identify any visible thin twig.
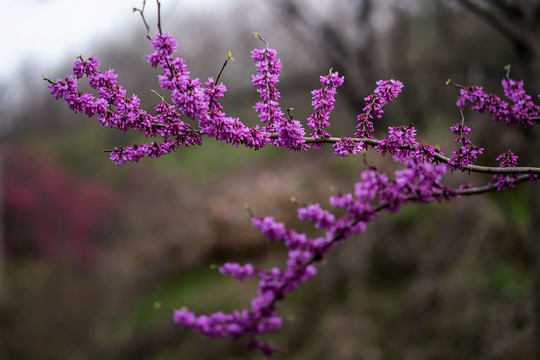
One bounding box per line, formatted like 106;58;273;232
133;0;151;40
254;32;269;48
156;0;162;34
151;89;165;102
446;79;467;89
42;76;55;85
207;52;235;111
215;52;234;85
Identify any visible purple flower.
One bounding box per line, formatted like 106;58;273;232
251;48;285;134
219;262;257;281
307;71;344;146
457;76;540;127
108;135;202;165
48;75;77;100
447;122;484;172
72;56;99;78
283;230;311;251
245;127;270;150
297;203;335;230
354;168;388;201
199;78;270;150
447;144;484;172
147;33;178;67
375;125;419;160
411;144;444;163
449;123;471;136
329;192;354;209
355;79;403;137
88;68;118;89
171;81;208;121
369;79;404;119
277;119;306;151
157;57;190;90
252;216;287;242
333;137;364;157
490;150;520;190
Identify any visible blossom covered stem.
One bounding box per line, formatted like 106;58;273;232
45;4;540;355
307;69;344;148
172;165;533;355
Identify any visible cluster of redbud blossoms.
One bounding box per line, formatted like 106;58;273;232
47;28;540;355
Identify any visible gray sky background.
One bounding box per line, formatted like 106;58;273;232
0;0;237;82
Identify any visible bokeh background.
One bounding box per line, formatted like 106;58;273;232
1;0;540;359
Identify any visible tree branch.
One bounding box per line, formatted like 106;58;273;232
267;132;540;175
133;1;151;40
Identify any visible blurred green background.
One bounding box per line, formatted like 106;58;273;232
1;1;539;359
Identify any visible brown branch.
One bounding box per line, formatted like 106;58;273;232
156;0;162;34
455;174;533;195
133;1;151;40
267;132;540;175
103;128;540;175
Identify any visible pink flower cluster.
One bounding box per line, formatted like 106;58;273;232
489;151;520;191
251;48;284;129
333;137;363;157
148;33;208;121
447;122;484;172
332;79;405;158
251;48;307;151
200;77;270;149
457;78;539;127
375;125;419;160
48;52;203;165
355;79;404;138
307;71;344;148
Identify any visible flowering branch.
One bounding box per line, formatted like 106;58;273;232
43;1;540;356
